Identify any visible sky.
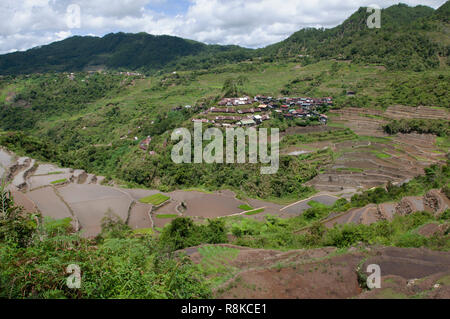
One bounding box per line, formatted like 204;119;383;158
0;0;446;54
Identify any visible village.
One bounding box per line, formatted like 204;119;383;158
137;95;333;153
192;95;333;128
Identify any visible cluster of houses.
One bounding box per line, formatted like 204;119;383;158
218;96;255;106
191;95;333;127
118;71;143;77
209;107;265;114
254;95;331;124
192;113;270;127
254;95;333;108
136;95;332;152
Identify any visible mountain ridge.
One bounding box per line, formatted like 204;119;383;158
0;2;448;75
260;3;449;70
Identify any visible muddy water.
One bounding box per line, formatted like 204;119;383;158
11;191;37;213
29;173;72;189
56;184;133;236
121;188;161;201
282;195;339;215
171;191;246;218
128;202;152;230
71;197;132;235
33;164;72;176
0;149;14;167
0;149;14;179
58;184;130;203
28;187;72;220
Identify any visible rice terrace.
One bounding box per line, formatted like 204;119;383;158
0;0;449;304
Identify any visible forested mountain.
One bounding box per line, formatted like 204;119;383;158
261;3;449;70
434;0;450;22
0;32;253;75
260;2;449;71
0;2;448;75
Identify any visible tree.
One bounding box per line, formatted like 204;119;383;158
222;76;249;97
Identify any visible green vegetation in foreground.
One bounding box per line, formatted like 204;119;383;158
238;204;253;211
230;209;448;250
132;228;154;235
198;246;240;275
0;186;215;298
155;214;179;219
1;162;449;298
139;193;170;205
50;178;67;184
307;200;330;209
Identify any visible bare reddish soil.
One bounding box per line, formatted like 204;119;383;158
184;244;450;299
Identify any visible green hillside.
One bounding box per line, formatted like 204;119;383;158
0;3;448;201
260;3;449;70
0;32;252;75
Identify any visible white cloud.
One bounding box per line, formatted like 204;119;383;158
0;0;446;54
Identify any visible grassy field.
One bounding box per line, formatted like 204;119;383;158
139;193;170;205
238;204;253;211
50;178;67;184
281;128;357;148
198;245;240;276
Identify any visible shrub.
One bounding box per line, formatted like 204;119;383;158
98;210;131;240
439;209;450;221
443;185;450;200
394;233;428;248
324;224;367;248
160;217;228;250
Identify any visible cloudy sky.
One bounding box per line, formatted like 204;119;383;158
0;0;446;54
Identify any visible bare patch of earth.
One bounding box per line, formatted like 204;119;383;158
182;244;450;299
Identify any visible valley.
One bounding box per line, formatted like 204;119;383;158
0;2;449;300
